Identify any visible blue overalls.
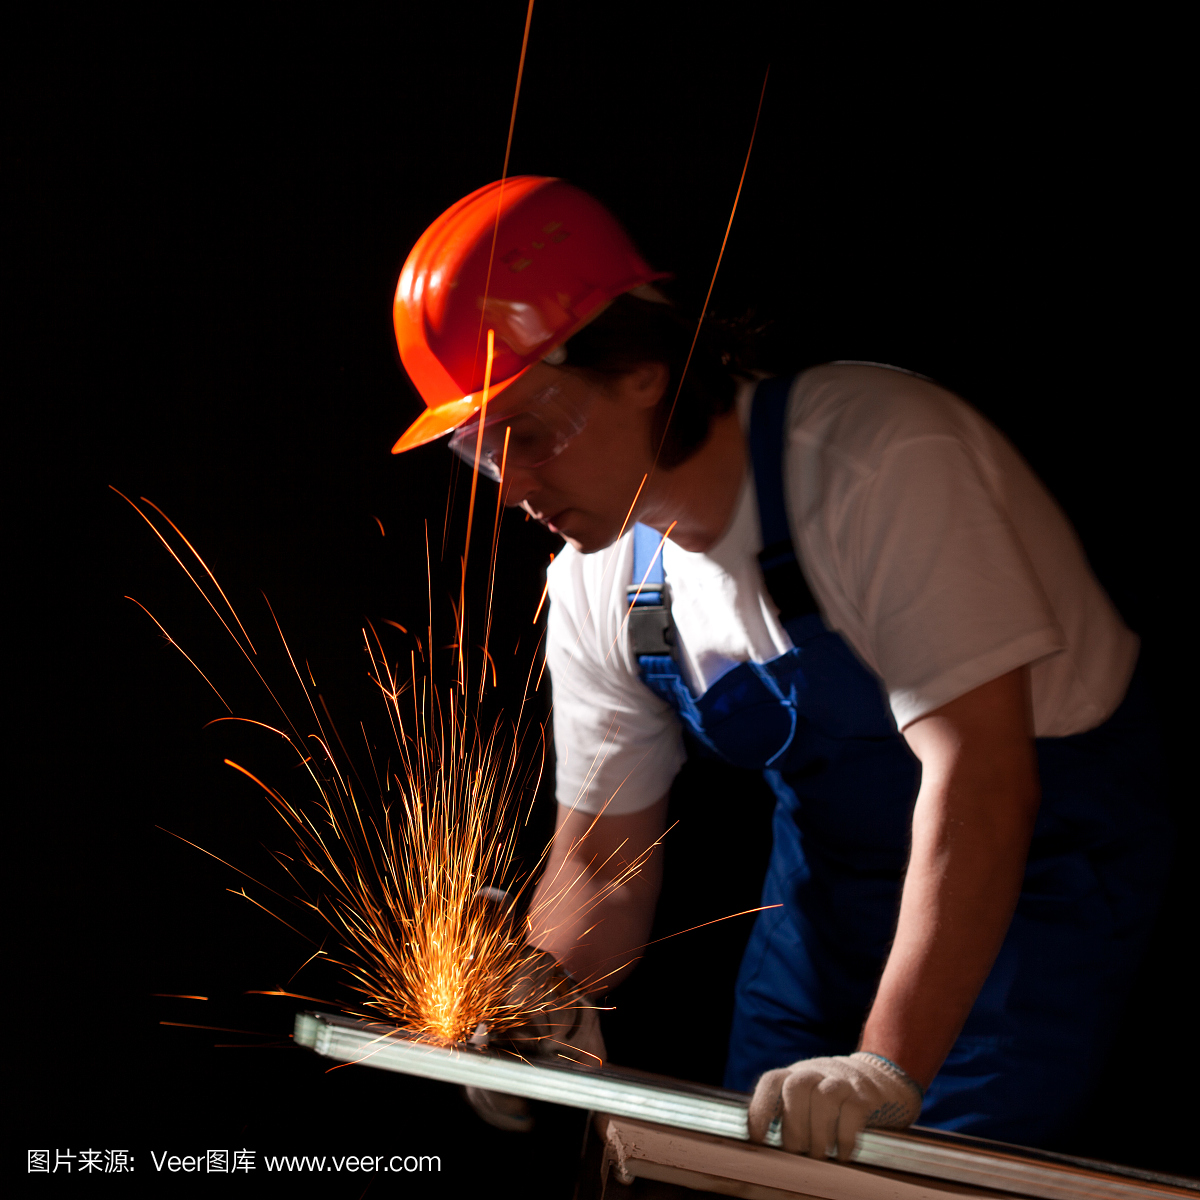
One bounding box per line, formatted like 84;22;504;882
626;375;1171;1144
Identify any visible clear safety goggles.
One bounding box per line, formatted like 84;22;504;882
447;385;593;483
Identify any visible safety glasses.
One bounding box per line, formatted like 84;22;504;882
447;385;593;483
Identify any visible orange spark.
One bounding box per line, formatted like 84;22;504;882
473;0;537;379
246;989;329;1004
137;493;258;653
653;65;770;469
124;596;232;712
479;423;512;703
615;474;649;544
122;4;690;1061
458;327;496;691
532;579;550;624
128;493;661;1051
159;1022;266;1035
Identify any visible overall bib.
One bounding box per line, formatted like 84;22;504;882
627;375;1171;1144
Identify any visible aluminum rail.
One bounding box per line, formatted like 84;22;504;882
294;1011;1195;1200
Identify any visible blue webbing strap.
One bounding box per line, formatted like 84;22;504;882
630;522;665;601
629;373;815;677
628;522;674;659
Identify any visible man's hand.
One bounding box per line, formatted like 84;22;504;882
748;1053;923;1161
463;891;607;1133
489;946;606;1066
464;966;607;1133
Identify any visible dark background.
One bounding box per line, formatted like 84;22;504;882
10;3;1191;1195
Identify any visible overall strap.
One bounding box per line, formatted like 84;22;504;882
627;522;675;657
628;520;711;749
628;374;816;672
630;522;665;595
749;376;819;622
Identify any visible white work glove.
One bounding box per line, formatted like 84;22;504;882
748;1052;924;1161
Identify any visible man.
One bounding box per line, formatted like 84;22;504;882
390;176;1169;1156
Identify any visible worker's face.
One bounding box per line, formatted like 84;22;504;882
491;361;666;553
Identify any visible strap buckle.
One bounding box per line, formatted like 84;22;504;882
626;584;676;657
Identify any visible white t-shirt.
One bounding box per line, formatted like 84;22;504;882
546;363;1139;816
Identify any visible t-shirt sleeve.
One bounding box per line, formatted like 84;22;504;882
546;554;686;815
839;433;1066;728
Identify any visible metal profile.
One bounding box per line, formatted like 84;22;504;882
294;1011;1195;1200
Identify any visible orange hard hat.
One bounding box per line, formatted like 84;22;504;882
391;176;666;454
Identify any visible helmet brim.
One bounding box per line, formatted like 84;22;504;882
390;369;526;455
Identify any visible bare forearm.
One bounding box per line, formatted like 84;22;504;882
526;796;668;993
861;667;1040;1088
860;779;1035;1086
527;859;660;990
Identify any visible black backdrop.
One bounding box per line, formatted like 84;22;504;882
11;4;1191;1195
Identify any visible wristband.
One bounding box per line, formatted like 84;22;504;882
854;1051;926;1101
